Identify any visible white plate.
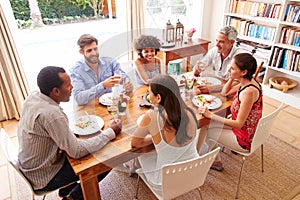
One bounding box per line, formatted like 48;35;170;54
197;77;222;86
73;115;104;136
99;93;113;106
192;95;222;110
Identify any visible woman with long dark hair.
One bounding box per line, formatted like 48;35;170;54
130;74;199;186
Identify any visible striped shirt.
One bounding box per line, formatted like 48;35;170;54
17;92;115;190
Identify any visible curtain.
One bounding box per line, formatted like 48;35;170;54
0;3;30;121
126;0;145;60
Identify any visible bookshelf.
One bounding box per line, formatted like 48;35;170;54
224;0;300;109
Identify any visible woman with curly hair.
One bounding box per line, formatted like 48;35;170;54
134;35;162;85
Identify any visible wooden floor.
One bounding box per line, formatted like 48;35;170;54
1;96;300;199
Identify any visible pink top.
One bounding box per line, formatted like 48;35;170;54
230;82;263;150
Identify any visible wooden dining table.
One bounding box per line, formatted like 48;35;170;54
67;80;232;200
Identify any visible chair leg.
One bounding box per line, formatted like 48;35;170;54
134;174;140;200
261;144;264;172
197;187;203;200
235;156;246;199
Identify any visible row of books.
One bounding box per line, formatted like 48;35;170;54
269;47;300;72
279;27;300;46
284;4;300;23
228;0;282;19
226;16;276;41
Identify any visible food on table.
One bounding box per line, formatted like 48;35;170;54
198;78;212;85
146;94;152;104
75;117;93;129
196;95;214;105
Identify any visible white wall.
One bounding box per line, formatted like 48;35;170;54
202;0;226;48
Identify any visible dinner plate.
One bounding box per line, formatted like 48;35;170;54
139;93;152;108
192;95;222;110
99;93;113;106
73;115;104;136
197;77;222;86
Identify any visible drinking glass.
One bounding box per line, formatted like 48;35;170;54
198;62;206;77
107;104;118;120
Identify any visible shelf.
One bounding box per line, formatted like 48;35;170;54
267;66;300;77
224;13;279;25
225;0;300;109
274;43;300;51
238;35;275;46
262;84;300;109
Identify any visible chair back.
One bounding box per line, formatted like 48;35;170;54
161;147;220;199
250;103;283;154
0;128;37;192
120;60;138;88
253;61;264;80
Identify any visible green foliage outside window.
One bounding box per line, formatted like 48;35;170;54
9;0;94;28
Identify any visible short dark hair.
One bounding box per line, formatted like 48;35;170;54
37;66;66;96
77;34;98;50
233;53;257;80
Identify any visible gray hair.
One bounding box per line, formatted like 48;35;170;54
218;26;238;41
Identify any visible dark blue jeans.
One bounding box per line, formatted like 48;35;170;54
37;158;110;200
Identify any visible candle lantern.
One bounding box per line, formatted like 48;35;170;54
163;20;175;43
175;19;184;41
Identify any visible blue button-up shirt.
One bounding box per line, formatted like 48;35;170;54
70;57;126;105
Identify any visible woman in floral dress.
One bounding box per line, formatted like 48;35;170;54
197;53;263;171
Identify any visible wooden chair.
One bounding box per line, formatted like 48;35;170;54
134;147;221;200
215;103;284;199
0;128;57;200
253;61;264;80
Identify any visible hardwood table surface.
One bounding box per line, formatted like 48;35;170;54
156;38;211;73
67;78;232;200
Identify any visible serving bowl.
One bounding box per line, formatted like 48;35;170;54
269;76;297;93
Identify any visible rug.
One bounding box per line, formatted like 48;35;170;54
12;135;300;200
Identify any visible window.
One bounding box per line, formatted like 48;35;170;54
144;0;195;29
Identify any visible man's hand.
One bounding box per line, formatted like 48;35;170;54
194;84;209;94
103;76;121;89
123;77;133;94
109;119;122;136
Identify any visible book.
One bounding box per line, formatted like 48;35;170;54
275;48;284;68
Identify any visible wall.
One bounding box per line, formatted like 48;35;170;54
202;0;226;48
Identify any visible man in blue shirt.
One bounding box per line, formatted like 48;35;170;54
70;34;133;105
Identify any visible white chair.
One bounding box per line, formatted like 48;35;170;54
120;60;139;89
134;147;221;200
216;103;284;199
0;128;56;200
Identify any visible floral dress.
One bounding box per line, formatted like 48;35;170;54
230;81;263;150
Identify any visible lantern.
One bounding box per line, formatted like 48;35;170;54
175;19;184;41
163;20;175;43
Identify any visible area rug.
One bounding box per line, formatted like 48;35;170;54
12;135;300;200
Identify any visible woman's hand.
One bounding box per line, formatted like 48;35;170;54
198;105;212;119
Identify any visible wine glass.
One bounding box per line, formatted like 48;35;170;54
107;104;118;121
199;63;206;77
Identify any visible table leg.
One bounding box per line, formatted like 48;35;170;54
80;176;101;200
186;56;191;72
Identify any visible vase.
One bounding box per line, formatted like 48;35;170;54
187;32;194;40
